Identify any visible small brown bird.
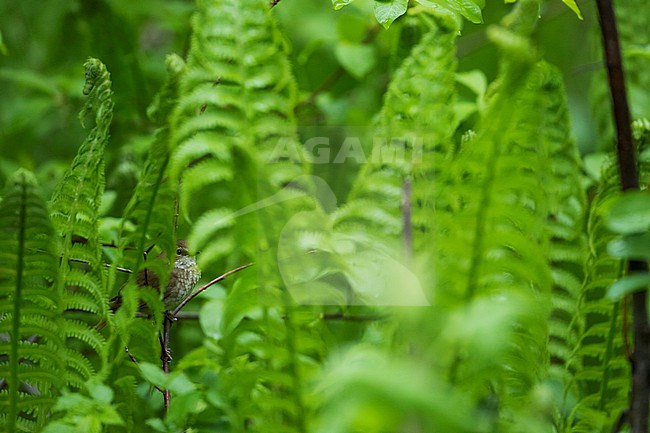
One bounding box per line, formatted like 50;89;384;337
108;240;201;315
136;239;202;310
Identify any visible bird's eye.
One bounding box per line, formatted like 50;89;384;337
176;248;182;255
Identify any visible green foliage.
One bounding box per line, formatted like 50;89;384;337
104;54;186;360
0;0;646;432
564;121;650;432
168;1;319;431
532;64;587;427
565;157;628;432
49;58;113;384
41;380;124;433
333;0;581;29
0;170;64;432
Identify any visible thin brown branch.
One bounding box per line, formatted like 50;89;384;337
595;1;649;432
171;262;254;317
175;310;387;323
161;317;172;412
174;311;200;320
105;263;132;274
322;312;387;322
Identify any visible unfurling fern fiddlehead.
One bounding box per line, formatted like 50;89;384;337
48;58;113;384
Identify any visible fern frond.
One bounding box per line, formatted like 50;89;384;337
567;156;628;431
48;58;114;380
418;7;556;428
170;0;309;266
347;19;459;250
566;122;650;431
167;2;321;431
280;20;461;308
0;169;65;431
523;63;588;428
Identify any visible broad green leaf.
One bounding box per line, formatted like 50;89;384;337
374;0;408;29
608;233;650;260
345;249;429;305
606;191;650;234
167;372;196;395
167;392;202;428
332;0;355;10
416;0;483;24
335;43;377;79
456;70;487;96
145;418;167;432
608;273;650;300
139;362;167;388
199;296;224;340
583;152;610;182
86;381;114;405
561;0;583;20
449;0;483;23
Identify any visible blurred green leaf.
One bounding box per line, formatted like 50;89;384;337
167;372;196;395
139;362;167;388
0;68;60;96
335;43;377;78
456;70;488;96
373;0;408;29
608;273;650;300
314;346;476;433
583;152;610;182
86;380;114;405
145;418;167;432
332;0;355;10
606;191;650;234
608;233;650;260
416;0;483;24
199;295;225;340
561;0;583;20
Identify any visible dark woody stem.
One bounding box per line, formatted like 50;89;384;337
595;0;649;431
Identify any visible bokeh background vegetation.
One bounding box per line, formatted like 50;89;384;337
0;0;602;202
5;0;650;431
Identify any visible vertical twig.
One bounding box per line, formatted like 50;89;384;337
595;1;650;431
161;316;172;412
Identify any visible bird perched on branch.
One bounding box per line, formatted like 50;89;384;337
152;239;201;310
108;239;201;315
